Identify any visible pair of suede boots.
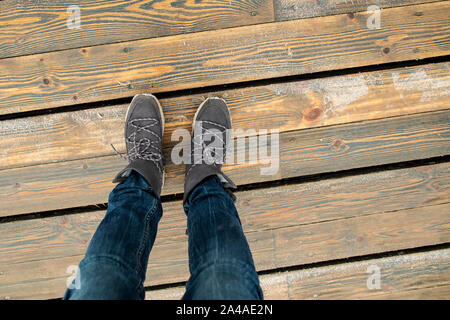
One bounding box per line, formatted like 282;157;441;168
113;94;236;202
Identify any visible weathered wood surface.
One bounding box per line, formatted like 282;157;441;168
1;62;449;171
1;0;449;302
0;0;435;59
1;201;448;299
0;163;448;299
146;248;450;300
274;0;440;20
0;0;274;59
2;162;448;264
1;109;449;216
0;2;448;115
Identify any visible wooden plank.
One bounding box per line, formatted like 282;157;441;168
0;0;274;59
1;62;449;171
0;163;449;299
0;108;448;216
145;248;450;300
274;0;440;21
278;249;450;300
372;285;450;299
0;2;448;115
2;162;448;264
0;0;435;59
1;202;448;300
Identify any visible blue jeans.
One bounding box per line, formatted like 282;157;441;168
64;171;263;300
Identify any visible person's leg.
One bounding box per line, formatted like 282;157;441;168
64;94;165;300
63;171;162;300
182;97;263;300
182;175;263;300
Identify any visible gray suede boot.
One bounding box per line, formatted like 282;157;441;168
184;97;237;203
113;94;165;196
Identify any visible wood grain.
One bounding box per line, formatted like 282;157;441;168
0;2;448;115
1;162;448;264
0;0;433;59
146;248;450;300
0;108;448;216
0;0;274;59
1;62;449;171
1;0;448;302
0;201;448;299
274;0;440;20
0;163;448;299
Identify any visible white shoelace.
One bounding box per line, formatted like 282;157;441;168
126;117;163;173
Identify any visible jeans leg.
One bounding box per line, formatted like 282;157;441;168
182;176;263;300
63;170;162;300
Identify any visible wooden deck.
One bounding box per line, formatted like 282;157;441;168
0;0;449;299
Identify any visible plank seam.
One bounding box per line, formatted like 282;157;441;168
0;55;448;122
2;0;434;60
1;106;449;174
1;155;448;224
142;243;450;293
2;202;449;267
